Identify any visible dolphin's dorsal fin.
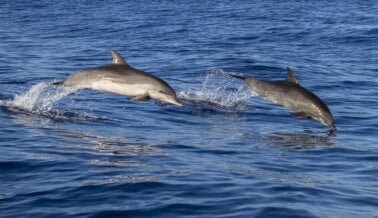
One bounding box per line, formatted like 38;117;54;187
286;67;298;84
110;50;128;65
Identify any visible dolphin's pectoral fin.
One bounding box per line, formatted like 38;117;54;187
130;93;151;101
158;90;171;95
291;112;311;119
52;81;64;86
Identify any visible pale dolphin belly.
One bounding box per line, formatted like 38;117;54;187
62;70;155;96
91;80;154;96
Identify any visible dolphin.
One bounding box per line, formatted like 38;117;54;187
230;67;336;131
53;50;182;106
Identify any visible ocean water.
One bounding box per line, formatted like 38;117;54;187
0;1;377;217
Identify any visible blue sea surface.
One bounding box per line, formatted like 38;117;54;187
1;1;377;217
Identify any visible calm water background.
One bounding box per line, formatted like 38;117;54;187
0;1;377;217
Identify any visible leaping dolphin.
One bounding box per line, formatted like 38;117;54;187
230;67;336;131
53;50;182;106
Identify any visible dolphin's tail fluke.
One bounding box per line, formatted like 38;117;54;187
51;81;64;86
228;74;246;80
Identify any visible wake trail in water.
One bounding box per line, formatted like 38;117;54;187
0;82;98;121
178;68;256;112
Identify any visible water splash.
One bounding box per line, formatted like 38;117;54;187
178;68;255;111
0;82;77;112
0;82;101;122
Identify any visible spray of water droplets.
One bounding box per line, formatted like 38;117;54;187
0;82;77;112
178;68;256;111
0;82;103;122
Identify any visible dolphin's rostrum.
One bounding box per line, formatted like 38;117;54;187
54;50;182;106
230;68;336;131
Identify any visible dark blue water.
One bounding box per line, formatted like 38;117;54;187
1;1;377;217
